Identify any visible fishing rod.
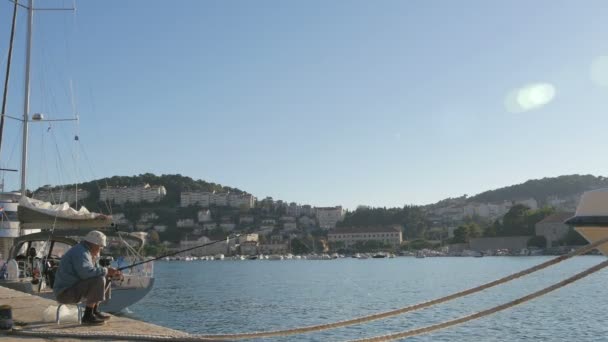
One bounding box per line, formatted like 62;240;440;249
115;233;241;271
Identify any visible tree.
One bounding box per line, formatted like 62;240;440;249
501;204;530;235
495;205;555;237
291;238;311;254
337;205;430;240
144;244;167;257
148;230;160;244
452;226;468;244
483;220;500;237
451;222;481;243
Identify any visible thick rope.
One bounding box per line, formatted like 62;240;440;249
193;237;608;340
6;329;204;341
6;257;608;342
349;259;608;342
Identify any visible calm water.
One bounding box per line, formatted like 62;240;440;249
126;256;608;341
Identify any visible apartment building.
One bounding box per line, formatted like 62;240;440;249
328;225;403;248
315;206;345;229
100;184;166;204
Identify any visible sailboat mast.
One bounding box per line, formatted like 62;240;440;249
20;0;34;198
0;0;19;158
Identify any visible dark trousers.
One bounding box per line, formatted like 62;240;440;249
56;276;111;306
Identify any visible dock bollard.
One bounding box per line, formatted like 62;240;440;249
0;305;12;330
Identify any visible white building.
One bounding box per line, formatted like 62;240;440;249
228;193;255;210
238;234;259;243
283;222;297;231
181;191;255;209
535;212;573;248
315;206;345;229
198;209;212;222
153;225;167;232
515;198;538;210
34;188;89;204
220;222;236;231
180;191;212;207
140;212;158;223
286;202;300;217
488;202;512;218
212;192;229;206
177;219;195;228
328;225;403;249
101;184;166;204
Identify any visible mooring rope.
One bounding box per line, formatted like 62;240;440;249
7;258;608;342
192;237;608;340
6;329;207;341
349;259;608;342
6;238;608;341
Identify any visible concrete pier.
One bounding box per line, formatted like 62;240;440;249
0;285;191;341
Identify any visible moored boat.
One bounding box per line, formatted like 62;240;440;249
0;229;154;313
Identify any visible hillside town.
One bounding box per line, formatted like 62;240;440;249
28;179;590;259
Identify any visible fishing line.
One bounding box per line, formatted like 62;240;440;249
115;232;241;272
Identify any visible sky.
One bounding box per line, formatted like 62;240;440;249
0;0;607;210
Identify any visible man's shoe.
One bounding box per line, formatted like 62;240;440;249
81;313;105;325
94;310;111;321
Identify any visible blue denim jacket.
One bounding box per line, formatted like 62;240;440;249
53;241;107;296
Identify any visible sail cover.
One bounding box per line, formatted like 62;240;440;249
18;197;113;229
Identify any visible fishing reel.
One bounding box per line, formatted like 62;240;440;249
99;256;114;267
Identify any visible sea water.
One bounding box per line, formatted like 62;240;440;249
127;256;608;341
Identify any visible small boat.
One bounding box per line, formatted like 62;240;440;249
372;252;387;258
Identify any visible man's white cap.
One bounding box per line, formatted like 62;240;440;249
84;230;107;248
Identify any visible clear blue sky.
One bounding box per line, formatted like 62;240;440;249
0;0;607;209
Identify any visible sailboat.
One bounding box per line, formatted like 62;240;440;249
0;0;154;313
566;188;608;256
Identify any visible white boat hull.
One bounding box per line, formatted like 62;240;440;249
0;274;154;313
100;276;155;312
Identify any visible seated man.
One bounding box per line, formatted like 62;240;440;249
53;230;121;325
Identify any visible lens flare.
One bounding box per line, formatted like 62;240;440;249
505;83;556;113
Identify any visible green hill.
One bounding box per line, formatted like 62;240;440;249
35;173;245;208
468;174;608;204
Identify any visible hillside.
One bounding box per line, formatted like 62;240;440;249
467;174;608;204
35;173;245;209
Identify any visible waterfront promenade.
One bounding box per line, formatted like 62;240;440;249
0;285;191;341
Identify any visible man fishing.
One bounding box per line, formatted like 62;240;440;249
53;230;122;325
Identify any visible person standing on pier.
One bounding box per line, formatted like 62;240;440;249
53;230;122;325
